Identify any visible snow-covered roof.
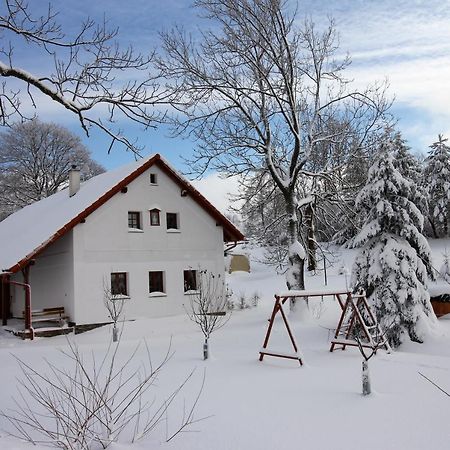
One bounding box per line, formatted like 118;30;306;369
0;154;244;273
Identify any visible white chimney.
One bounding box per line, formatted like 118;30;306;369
69;165;81;197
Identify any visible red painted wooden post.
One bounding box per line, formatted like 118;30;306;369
259;295;303;366
259;295;281;361
1;274;8;326
22;265;32;339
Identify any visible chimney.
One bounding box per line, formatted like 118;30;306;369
69;165;81;197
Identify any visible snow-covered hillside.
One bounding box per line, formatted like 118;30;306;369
1;242;450;450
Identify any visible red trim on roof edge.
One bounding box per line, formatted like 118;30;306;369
8;154;244;274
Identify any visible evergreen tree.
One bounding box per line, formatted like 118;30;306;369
351;135;436;347
425;135;450;237
392;131;428;220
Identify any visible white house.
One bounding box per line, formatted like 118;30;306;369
0;154;243;335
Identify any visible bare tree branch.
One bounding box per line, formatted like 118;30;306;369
0;0;169;154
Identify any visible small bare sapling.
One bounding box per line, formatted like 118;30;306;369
354;325;390;396
104;281;126;342
185;270;230;360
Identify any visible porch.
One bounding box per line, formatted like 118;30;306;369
1;271;73;339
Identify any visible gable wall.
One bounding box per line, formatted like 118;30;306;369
72;165;225;324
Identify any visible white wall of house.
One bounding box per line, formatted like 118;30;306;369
10;232;75;318
70;165;226;324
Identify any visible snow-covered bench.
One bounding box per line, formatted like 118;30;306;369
22;307;68;326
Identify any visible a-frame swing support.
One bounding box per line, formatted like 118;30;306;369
259;295;303;366
330;291;391;353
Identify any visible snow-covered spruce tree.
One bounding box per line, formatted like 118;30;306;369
392;131;428;217
424;135;450;237
351;136;436;347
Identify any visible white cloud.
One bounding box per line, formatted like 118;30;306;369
191;173;242;214
299;0;450;149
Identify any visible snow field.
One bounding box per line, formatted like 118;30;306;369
1;243;450;449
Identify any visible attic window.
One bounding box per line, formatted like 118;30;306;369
128;211;142;230
149;208;160;226
166;212;179;230
150;173;158;185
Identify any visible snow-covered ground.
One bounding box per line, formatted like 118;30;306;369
1;241;450;450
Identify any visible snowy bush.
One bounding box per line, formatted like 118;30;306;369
226;285;235;310
251;292;260;307
351;133;436;347
438;251;450;284
238;292;250;309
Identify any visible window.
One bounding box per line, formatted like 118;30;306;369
166;212;179;230
111;272;128;296
128;211;142;230
150;173;158;185
149;208;160;226
184;270;198;292
149;271;165;293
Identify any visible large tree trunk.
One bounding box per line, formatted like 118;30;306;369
305;203;317;272
428;217;438;238
285;194;306;313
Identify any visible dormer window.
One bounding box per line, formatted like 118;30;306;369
150;173;158;185
166;212;179;230
149;208;160;226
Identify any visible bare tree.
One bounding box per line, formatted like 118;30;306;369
0;119;104;219
1;337;205;449
0;0;167;153
185;269;230;360
159;0;390;309
103;281;125;343
355;336;377;396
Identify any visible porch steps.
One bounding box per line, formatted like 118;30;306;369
8;326;74;339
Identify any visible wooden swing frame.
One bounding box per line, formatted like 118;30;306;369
259;289;389;366
259;289;351;366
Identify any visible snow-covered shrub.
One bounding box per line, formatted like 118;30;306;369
238;292;250;309
226;285;235;310
439;251;450;283
251;292;260;307
351;134;436;347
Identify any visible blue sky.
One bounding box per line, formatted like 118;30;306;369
10;0;450;173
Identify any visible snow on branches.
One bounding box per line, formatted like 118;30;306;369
351;132;436;347
425;135;450;237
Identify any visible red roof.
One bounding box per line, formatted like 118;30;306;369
2;154;244;274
